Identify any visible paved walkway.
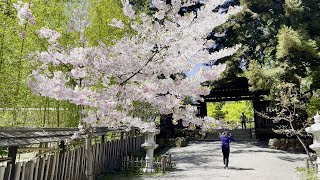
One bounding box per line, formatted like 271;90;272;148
136;141;307;180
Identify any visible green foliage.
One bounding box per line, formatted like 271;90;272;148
207;102;225;119
0;100;80;127
245;60;285;91
297;167;317;180
129;101;160;124
0;0;132;127
276;26;318;59
207;101;253;127
307;91;320;117
285;0;304;16
214;0;320;117
221;101;254;123
87;0;135;46
240;0;274;12
0;147;8;156
310;70;320;90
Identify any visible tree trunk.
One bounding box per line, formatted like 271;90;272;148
57;102;60;127
290;122;314;166
43;98;47;127
47;98;50;127
86;129;94;180
296;134;314;166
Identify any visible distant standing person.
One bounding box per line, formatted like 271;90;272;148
240;112;246;129
219;131;234;169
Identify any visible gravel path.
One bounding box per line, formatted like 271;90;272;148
135;141;307;180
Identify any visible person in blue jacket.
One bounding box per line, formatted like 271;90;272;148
219;131;234;169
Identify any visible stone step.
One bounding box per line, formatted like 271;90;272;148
205;137;252;140
197;139;258;142
204;129;253;140
205;132;252;135
205;135;252;139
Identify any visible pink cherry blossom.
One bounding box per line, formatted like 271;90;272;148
121;0;136;19
22;0;242;133
37;28;61;44
109;18;125;29
13;1;36;26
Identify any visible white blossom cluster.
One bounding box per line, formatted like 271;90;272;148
13;1;36;26
65;0;91;43
20;0;241;132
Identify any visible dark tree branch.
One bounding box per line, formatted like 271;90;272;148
119;46;166;86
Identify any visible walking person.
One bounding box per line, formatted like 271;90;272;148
219;131;234;169
240;112;246;129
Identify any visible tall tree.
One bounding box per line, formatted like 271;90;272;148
18;0;241;132
14;1;241;179
210;0;320;94
25;1;237;130
207;0;320;132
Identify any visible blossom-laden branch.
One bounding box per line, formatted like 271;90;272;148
119;45;167;86
18;0;242;132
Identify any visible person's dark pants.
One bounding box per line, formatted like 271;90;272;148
242;121;246;129
222;146;230;168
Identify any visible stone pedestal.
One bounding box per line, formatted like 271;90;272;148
305;112;320;178
141;130;160;173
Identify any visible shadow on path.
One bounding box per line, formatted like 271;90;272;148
196;165;255;171
232;149;286;154
277;155;306;162
169;141;274;167
228;167;255;171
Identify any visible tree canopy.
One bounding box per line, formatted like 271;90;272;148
2;0;320;128
208;0;320;118
16;0;241;132
211;0;320;91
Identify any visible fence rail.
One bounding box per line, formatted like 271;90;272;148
122;154;174;173
0;130;143;180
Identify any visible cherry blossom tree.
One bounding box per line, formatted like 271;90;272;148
14;0;241;178
21;0;240;133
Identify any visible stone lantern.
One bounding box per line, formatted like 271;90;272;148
305;112;320;178
141;129;160;173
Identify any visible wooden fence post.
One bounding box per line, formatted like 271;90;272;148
8;146;18;180
86;130;94;180
59;141;66;154
0;128;145;180
101;135;105;143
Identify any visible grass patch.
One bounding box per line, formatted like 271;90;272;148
297;167;317;180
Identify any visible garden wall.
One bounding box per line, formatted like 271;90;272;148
268;138;313;152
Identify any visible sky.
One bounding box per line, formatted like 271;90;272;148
185;63;211;77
